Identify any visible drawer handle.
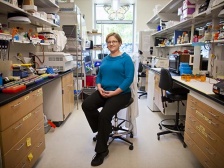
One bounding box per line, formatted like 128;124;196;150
37;141;43;148
11;102;21;108
190;106;196;110
207;133;216;141
204;161;210;168
15;143;25;151
34;109;40;114
13;123;22;130
207;111;219;118
187;128;194;134
205;147;216;156
190;100;196;104
188;116;196;123
210;120;219;127
21;162;26;168
36;126;42;131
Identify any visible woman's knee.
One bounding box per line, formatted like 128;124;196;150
81;100;89;111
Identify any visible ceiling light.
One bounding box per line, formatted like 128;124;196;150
112;0;120;11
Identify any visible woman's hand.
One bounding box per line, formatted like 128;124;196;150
98;88;114;98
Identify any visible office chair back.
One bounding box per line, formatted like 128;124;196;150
138;62;143;73
159;68;173;91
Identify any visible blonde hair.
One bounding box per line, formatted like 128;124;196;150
106;32;122;44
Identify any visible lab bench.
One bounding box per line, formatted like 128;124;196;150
149;68;224;168
0;70;74;168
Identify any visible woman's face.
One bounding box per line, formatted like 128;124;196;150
106;36;121;53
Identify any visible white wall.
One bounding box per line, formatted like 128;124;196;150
135;0;169;32
74;0;93;31
74;0;169;32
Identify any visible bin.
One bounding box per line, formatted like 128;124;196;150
82;87;96;100
86;75;96;87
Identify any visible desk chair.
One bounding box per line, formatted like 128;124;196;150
93;97;134;150
157;68;189;148
138;62;147;99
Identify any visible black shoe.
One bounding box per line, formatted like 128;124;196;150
91;150;109;166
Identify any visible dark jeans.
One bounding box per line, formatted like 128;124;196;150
82;90;131;153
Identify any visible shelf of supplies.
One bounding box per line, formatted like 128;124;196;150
87;33;102;36
151;18;194;36
92;47;102;51
0;33;12;40
175;43;192;46
148;1;224;36
0;0;59;27
36;0;59;8
155;43;193;48
34;0;59;10
147;0;183;25
214;39;224;43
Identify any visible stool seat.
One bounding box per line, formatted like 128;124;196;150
122;97;134;109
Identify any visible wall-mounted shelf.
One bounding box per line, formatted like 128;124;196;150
0;33;12;40
150;1;224;37
156;43;193;48
0;0;59;27
87;33;102;36
34;0;59;13
147;0;183;28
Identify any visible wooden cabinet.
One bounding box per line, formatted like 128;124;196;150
185;94;224;168
146;70;159;111
42;72;74;125
0;88;45;168
62;72;75;119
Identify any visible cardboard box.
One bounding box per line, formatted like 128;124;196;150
183;7;195;18
183;0;195;10
178;7;183;16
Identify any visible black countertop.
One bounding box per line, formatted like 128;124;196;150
0;70;72;106
150;68;224;106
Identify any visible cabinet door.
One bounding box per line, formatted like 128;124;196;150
154;74;164;112
147;70;160;111
62;72;74;119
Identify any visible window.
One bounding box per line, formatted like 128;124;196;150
94;3;135;57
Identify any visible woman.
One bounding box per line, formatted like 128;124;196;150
82;32;134;166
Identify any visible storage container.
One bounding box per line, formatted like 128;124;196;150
86;75;96;87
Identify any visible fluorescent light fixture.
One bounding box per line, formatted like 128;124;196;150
112;0;120;11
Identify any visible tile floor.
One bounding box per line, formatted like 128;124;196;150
34;97;203;168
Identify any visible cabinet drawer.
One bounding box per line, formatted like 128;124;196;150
62;72;73;88
186;112;224;157
185;121;224;168
188;95;224;124
15;135;45;168
0;88;43;131
185;133;217;168
187;95;224;135
187;103;224;141
1;104;43;155
3;119;44;168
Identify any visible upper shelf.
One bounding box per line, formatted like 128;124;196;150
151;1;224;37
87;33;102;36
34;0;59;13
147;0;183;26
0;0;59;27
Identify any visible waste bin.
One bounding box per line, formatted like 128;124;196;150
82;87;96;100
